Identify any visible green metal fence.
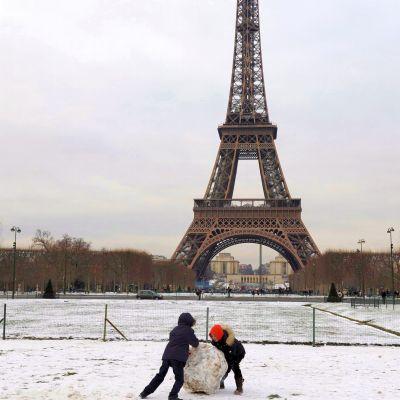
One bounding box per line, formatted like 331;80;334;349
2;299;400;346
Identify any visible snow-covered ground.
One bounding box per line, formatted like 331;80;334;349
315;302;400;333
3;299;400;345
1;340;399;400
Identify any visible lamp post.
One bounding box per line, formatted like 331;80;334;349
312;260;317;295
387;227;395;309
259;244;263;290
10;226;22;299
358;239;365;298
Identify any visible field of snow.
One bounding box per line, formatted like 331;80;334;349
315;302;400;333
1;340;399;400
3;299;400;345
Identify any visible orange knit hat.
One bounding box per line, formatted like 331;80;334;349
209;324;224;341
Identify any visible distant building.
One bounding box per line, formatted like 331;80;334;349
227;255;293;289
269;255;292;275
253;263;268;275
227;274;269;286
266;255;293;288
239;264;253;275
211;253;240;275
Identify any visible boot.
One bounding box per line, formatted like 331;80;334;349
168;396;183;400
139;393;147;399
234;377;244;395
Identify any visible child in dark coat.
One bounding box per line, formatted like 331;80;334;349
209;324;246;395
140;313;199;400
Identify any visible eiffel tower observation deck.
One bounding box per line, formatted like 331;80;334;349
172;0;319;278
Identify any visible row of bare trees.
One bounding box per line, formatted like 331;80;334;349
0;230;195;294
289;250;400;296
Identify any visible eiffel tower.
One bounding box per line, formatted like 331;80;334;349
172;0;320;278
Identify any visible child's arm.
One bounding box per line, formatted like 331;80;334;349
189;330;200;348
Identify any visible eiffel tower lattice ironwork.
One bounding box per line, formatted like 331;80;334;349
172;0;320;278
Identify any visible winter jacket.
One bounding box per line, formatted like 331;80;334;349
211;325;245;365
162;313;199;362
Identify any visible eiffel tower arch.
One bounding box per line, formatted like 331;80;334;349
172;0;320;278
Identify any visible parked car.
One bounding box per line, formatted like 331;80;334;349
136;290;163;300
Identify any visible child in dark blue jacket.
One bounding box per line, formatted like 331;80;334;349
140;313;199;400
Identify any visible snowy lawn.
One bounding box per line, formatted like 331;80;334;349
1;340;399;400
313;302;400;333
4;299;400;345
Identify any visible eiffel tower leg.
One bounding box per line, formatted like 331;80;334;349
286;223;320;266
205;144;239;200
172;227;208;268
257;141;290;200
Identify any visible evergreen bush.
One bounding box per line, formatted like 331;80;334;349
43;279;55;299
327;282;341;302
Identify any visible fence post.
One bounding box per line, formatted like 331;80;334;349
205;307;209;342
103;304;108;341
2;304;6;340
312;307;316;347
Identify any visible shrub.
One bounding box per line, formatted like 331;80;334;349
43;279;55;299
327;282;341;302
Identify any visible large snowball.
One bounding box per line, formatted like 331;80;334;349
183;343;228;395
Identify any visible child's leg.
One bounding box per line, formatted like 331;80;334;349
232;361;244;393
220;364;231;388
141;360;169;397
169;360;185;399
232;362;243;381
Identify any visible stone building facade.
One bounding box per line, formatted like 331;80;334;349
226;255;293;289
210;253;240;275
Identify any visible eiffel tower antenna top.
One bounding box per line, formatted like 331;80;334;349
226;0;270;126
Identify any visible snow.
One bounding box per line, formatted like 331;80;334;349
313;302;400;333
1;340;399;399
2;299;400;399
3;299;400;345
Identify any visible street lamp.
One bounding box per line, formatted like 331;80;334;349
387;227;395;309
358;239;365;298
10;226;22;299
259;244;263;290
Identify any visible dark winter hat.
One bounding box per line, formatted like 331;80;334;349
178;312;196;327
209;324;224;341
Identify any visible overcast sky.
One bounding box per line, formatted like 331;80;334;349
1;0;399;266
